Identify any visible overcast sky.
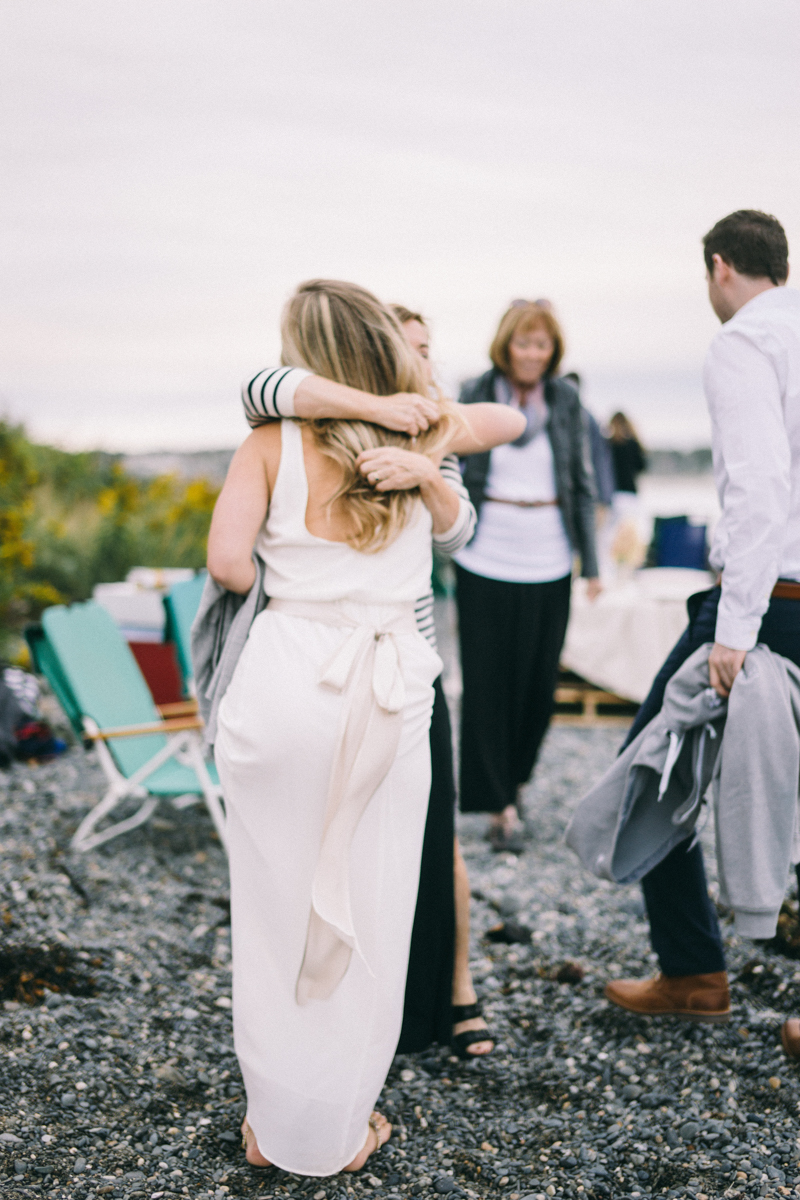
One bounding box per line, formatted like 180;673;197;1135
2;0;799;452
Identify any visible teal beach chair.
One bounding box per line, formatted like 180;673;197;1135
26;601;226;854
163;573;207;697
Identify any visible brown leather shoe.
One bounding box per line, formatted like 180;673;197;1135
605;972;730;1022
782;1018;800;1058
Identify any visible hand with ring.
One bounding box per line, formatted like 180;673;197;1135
357;447;439;492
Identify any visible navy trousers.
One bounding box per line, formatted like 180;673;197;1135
623;586;800;977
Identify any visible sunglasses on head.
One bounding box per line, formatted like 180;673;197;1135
509;298;553;312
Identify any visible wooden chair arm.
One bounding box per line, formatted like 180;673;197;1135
157;701;199;717
84;717;204;741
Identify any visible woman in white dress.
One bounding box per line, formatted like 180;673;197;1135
206;280;463;1177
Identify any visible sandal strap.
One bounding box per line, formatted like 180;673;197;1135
451;1027;495;1058
452;1001;483;1022
368;1114;384;1153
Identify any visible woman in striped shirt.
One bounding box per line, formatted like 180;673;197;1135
241;308;524;1059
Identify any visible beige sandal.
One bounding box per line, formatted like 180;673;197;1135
241;1112;389;1172
368;1114;384;1152
343;1111;391;1172
241;1120;271;1167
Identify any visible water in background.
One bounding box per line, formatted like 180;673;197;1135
579;369;710;451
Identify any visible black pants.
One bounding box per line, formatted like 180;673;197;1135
455;565;571;814
624;586;800;977
396;675;456;1053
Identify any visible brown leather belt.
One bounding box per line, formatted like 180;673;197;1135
485;496;560;508
772;579;800;600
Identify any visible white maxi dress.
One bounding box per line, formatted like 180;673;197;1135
214;421;442;1176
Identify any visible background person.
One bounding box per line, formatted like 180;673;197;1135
562;371;615;509
600;411;648;578
603;210;800;1026
454;301;600;853
607;411;647;497
241;309;525;1059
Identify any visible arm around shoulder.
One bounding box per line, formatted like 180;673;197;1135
446;403;526;455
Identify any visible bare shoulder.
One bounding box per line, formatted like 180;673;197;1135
248;423;282;454
218;426;280;497
242;423;282;468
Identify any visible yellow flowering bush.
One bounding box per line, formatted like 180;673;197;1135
0;420;220;657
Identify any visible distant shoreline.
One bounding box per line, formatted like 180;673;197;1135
120;446;714;485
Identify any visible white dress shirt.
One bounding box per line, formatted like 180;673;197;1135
705;286;800;649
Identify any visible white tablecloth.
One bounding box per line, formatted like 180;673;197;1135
561;568;715;703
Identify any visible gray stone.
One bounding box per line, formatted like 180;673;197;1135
73;1156;87;1173
60;1091;77;1107
6;727;800;1198
680;1122;700;1141
622;1084;642;1100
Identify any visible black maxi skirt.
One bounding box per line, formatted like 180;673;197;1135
455;564;571;815
396;674;456;1053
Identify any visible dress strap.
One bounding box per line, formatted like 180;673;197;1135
270;420;310;524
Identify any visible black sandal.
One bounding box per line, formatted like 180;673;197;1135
488;825;526;855
451;1002;495;1059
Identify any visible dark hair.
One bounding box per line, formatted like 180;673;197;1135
609;411;641;444
702;210;788;285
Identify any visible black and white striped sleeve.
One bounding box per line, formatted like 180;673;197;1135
242;366;312;426
432;453;476;555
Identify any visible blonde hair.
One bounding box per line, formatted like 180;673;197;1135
281;279;460;552
489;301;565;377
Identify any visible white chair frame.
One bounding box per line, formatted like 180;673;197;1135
72;717;227;854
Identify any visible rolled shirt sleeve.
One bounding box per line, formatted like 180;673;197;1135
704;330;791;650
242;367;312;425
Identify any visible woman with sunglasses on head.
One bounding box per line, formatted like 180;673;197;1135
241;307;525;1063
454;300;600;853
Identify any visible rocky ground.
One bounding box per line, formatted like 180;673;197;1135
2;701;800;1200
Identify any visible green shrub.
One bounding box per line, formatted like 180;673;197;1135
0;420;220;659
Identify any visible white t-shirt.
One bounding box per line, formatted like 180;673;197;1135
454;431;573;583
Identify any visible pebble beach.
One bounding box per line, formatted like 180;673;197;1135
3;716;800;1200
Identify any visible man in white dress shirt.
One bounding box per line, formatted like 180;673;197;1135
603;210;800;1027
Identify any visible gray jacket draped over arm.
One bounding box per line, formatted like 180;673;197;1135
566;642;800;939
190;556;268;750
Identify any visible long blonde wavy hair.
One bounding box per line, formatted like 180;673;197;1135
281;279;461;552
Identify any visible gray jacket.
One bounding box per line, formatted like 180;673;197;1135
566;643;800;939
190;556;268;749
459;369;599;578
